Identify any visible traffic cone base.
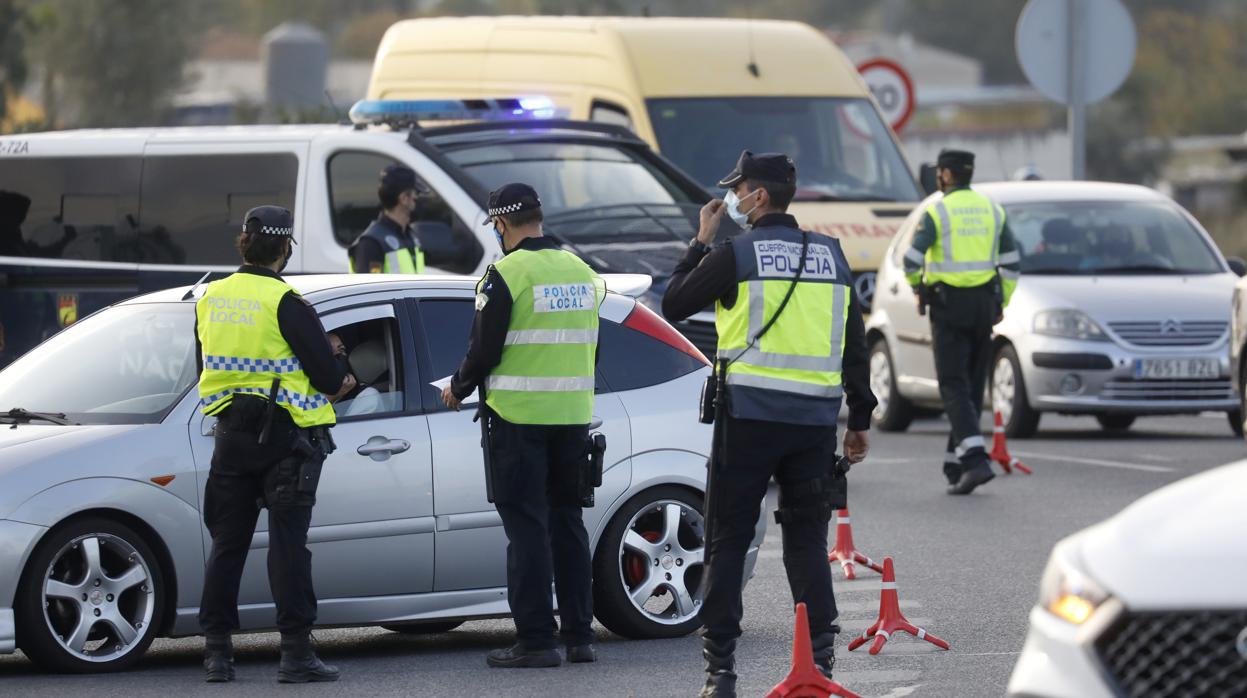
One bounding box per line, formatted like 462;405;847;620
765;603;864;698
847;558;950;656
990;410;1033;475
827;509;884;580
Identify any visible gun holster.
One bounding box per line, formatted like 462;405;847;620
579;432;608;508
699;371;718;425
264;426;333;508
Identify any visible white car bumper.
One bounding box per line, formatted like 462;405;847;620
1007;603;1122;698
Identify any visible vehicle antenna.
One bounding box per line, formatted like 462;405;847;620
325;90;347;125
182;271;213;301
746;1;760;77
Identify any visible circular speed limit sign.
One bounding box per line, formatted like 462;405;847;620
857;58;915;133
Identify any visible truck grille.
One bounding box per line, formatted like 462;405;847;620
1095;609;1247;698
1101;379;1234;402
1108;320;1228;347
676;320;718;358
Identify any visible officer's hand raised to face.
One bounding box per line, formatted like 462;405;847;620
697;199;727;245
843;429;869;464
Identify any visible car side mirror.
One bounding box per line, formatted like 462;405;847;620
414;221;482;274
1227;256;1246;277
918;164;938;196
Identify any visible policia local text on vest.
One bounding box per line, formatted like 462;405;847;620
663;151;878;698
195;205;356;684
348;164;427;274
902;149;1021;496
441;184;604;669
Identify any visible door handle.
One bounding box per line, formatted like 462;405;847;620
589;416;603;430
357;436;411;462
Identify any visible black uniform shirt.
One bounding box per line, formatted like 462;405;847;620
661;213;878;432
194;265;346;397
350;213;419;273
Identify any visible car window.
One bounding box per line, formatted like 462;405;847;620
324;316;405;420
327;150;483;274
597;316;705;392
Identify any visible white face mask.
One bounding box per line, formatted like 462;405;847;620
724;188;761;228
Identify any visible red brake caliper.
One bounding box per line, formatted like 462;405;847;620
625;531;663;591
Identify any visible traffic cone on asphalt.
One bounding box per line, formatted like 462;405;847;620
827;509;884;580
847;558;950;656
990;411;1032;475
765;603;864;698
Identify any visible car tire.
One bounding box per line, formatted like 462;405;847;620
993;345;1040;438
16;517;166;673
1229;409;1244;437
869;338;914;432
592;486;704;639
381;621;464;634
1096;414;1136;431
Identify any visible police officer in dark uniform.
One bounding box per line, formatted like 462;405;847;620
663;152;877;697
441;184;601;669
195;206;356;683
902;149;1021;495
347;164;429;274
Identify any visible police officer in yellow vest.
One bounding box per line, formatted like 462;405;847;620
663;151;877;697
195;206;356;683
347;164;427;274
902;149;1021;495
441;184;602;669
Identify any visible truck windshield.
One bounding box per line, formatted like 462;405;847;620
646;97;920;203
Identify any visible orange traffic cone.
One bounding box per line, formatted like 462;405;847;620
827;508;884;580
765;603;864;698
990;410;1032;475
847;558;950;655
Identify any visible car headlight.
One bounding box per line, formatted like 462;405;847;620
1038;541;1111;625
1033;309;1109;341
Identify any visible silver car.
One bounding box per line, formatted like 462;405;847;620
868;181;1243;437
0;274;760;673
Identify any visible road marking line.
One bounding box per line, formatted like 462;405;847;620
1010;450;1175;473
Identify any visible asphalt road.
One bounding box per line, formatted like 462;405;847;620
2;412;1241;697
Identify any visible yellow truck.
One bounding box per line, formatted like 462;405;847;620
367;15;921;311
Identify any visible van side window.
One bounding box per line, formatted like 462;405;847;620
140;154;299;265
590;100;634;131
0;157;141;262
326;151;483;275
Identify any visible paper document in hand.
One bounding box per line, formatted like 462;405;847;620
431;375;479;405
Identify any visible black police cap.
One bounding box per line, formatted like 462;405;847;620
243;205;295;244
717;150;796;189
379;164;429;194
937;149;975;173
483;182;542;224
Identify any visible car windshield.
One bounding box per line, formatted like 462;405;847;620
646;97;920;203
1005;201;1224;275
0;303;197;424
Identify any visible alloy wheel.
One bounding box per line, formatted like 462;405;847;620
618;500;705;626
870;349;892;420
993;356;1017;426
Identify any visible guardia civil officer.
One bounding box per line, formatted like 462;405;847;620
441;184;601;668
663;151;877;697
347;164;428;274
196;206;356;683
902;149;1021;495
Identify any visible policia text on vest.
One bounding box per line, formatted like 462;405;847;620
441;183;603;669
902;149;1021;496
662;150;878;696
194;205;354;683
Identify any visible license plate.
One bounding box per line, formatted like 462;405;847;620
1133;358;1219;379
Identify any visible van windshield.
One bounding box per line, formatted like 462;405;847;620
647;97;920;203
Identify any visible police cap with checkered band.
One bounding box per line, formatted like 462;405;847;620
482;183;542;224
243;205;296;244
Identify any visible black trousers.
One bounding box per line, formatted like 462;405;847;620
929;283;998;472
489;417;594;650
700;415;839;649
199;412;317;637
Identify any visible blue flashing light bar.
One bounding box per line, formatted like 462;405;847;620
348;97;564;126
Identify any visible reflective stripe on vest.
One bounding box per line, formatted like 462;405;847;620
487;375;596;392
924;189;1004;284
504;328;599;345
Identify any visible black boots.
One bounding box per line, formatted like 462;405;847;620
278;633;340;683
812;643;836;680
947;459;995;495
565;644;597;663
203;635;234;683
485;643;562;668
698;640;737;698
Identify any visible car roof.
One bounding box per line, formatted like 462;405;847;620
975;181;1173;206
125;274;480;306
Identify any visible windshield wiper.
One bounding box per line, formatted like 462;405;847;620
1;407;78;427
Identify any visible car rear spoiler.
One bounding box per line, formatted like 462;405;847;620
601;273;652;299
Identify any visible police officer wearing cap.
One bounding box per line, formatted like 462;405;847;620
441;183;603;669
348;164;428;274
902;149;1021;495
195;206;357;683
663;151;877;696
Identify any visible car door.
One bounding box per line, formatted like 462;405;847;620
879;202;940;397
413;291;631;592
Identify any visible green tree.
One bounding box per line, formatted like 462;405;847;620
0;0;29;124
